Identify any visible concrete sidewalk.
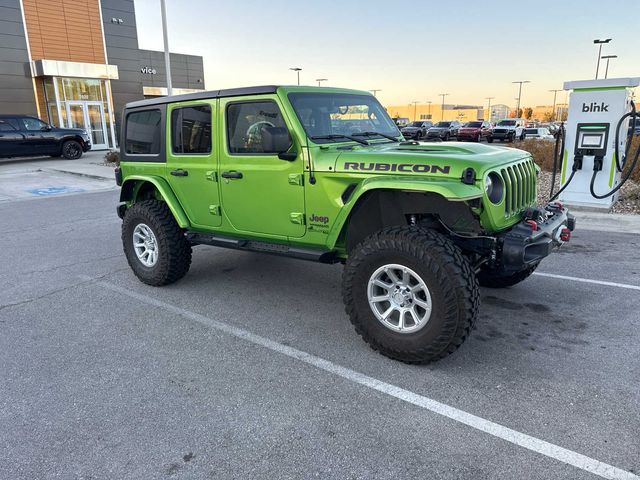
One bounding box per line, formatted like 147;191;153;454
0;151;117;201
0;150;115;180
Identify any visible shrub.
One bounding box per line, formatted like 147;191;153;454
104;150;120;165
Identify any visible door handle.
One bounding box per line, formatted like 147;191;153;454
221;171;243;179
170;169;188;177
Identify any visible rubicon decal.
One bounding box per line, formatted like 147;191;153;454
344;162;451;174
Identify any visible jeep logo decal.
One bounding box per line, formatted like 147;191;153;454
310;214;329;224
344;162;451;174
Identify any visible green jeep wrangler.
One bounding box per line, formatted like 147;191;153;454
116;86;575;364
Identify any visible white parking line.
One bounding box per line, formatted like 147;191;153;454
534;272;640;291
79;275;638;480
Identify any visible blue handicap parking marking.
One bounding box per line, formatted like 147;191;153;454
28;186;86;196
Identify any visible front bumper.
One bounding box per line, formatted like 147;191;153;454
457;131;479;139
426;131;448;138
489;131;513;140
497;203;575;272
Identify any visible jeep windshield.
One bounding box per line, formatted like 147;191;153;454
434;122;451;127
288;92;400;144
497;120;516;126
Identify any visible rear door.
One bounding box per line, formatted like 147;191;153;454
0;119;25;157
19;117;56;154
166;100;221;229
218;96;305;238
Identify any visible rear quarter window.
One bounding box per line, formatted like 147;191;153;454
125;109;162;155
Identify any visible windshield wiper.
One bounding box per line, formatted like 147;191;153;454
352;131;400;142
309;134;369;146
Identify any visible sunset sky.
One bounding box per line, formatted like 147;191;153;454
133;0;640;108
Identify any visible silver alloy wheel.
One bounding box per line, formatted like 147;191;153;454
133;223;159;267
367;263;433;333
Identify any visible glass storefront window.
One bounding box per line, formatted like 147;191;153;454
44;76;115;149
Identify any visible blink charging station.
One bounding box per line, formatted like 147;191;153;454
554;77;640;209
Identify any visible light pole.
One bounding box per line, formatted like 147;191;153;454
410;101;419;121
548;89;562;121
289;67;302;85
369;89;381;97
601;55;617;79
316;78;328;87
593;38;612;79
427;100;432;119
438;93;449;121
160;0;172;95
485;97;494;122
512;81;530;118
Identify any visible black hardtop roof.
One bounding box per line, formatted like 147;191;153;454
125;85;279;109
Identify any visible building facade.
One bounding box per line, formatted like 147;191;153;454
0;0;205;149
385;103;484;123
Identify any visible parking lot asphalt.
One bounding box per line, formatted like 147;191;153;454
1;190;639;480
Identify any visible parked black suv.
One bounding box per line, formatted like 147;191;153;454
0;115;91;159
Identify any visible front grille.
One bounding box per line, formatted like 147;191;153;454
492;129;508;134
499;158;537;216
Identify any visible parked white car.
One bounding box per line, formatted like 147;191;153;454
523;127;554;141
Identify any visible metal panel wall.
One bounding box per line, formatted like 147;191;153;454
138;49;205;91
0;0;37;116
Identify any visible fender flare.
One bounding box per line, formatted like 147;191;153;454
119;175;190;228
326;176;484;249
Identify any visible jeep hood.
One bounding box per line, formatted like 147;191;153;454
328;142;531;178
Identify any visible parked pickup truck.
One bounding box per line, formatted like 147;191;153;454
488;119;526;143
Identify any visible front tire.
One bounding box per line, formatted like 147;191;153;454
61;140;83;159
342;226;479;364
122;200;192;286
478;263;538;288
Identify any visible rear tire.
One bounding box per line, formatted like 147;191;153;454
342;226;479;364
61;140;83;159
122;200;192;286
478;263;539;288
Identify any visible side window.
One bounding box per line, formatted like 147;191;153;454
125;109;161;155
0;120;17;132
226;101;287;155
171;105;212;155
21;117;47;131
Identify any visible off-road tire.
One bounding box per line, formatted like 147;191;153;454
342;226;479;364
122;200;192;286
478;262;539;288
487;137;494;143
61;140;83;159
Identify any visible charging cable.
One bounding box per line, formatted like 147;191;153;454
590;101;640;199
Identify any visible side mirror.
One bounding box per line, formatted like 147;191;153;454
41;125;52;131
261;126;296;160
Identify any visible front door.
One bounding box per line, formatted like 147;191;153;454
67;101;109;150
218;97;305;238
166;100;222;228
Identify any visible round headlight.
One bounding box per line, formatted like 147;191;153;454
485;172;504;204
